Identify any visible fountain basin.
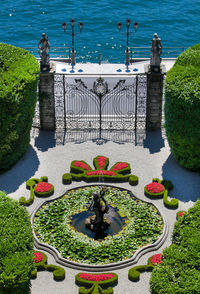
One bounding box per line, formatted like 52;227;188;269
32;185;168;270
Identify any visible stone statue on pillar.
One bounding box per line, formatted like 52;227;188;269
150;33;162;73
38;33;50;72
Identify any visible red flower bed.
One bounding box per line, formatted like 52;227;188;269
178;211;185;217
150;254;162;265
73;161;90;170
146;182;164;193
34;252;44;263
112;162;128;171
87;170;116;176
97;156;107;170
79;273;115;282
35;182;52;193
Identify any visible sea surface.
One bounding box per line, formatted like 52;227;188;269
0;0;199;63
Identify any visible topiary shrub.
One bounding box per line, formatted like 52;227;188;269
76;272;118;293
144;178;179;209
150;200;200;293
164;44;200;170
0;191;34;294
31;251;65;281
0;43;39;172
62;155;138;185
19;176;54;206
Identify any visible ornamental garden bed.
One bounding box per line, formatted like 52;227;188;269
33;185;163;265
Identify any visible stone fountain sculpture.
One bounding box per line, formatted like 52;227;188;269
85;187;110;238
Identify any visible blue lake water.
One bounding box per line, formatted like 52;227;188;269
0;0;199;63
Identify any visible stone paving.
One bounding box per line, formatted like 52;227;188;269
0;129;200;294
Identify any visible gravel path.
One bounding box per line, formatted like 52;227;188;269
0;129;199;294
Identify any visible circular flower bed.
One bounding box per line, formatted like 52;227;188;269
150;253;162;265
34;181;54;197
146;182;165;194
33;186;163;265
34;252;44;263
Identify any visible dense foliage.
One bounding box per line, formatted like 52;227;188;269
150;200;200;293
34;186;163;265
164;44;200;170
0;43;39;171
0;191;34;294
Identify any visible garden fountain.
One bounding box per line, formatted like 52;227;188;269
85;186;111;239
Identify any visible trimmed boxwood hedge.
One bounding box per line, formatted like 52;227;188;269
31;251;65;281
75;272;118;293
19;176;54;206
0;191;34;294
0;43;39;172
63;155;138;185
150;200;200;293
144;178;179;209
164;44;200;170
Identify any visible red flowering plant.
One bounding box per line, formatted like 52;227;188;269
34;252;44;263
63;155;138;185
144;180;165;198
19;176;54;207
34;178;54;197
176;210;187;220
144;178;179;209
149;253;162;265
76;272;118;293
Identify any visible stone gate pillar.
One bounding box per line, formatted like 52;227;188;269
39;73;55;130
146;73;164;130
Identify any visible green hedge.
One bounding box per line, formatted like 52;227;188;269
164;44;200;170
150;200;200;293
0;43;39;172
31;251;65;281
0;191;34;294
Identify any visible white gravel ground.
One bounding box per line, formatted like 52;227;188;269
0;129;199;294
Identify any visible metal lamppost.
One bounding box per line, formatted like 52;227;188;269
117;19;138;66
62;19;83;66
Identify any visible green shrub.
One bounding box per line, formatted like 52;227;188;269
150;200;200;293
0;192;34;294
0;43;39;172
164;44;200;170
128;265;153;281
62;173;73;184
19;176;54;206
129;175;139;186
31;251;65;281
46;265;65;281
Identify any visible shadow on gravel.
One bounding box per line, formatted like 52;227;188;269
162;154;200;202
143;130;165;154
0;145;39;194
34;130;56;151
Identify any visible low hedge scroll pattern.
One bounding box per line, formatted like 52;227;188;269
144;178;179;209
31;251;65;281
63;155;138;185
128;254;162;282
19;176;54;206
75;272;118;294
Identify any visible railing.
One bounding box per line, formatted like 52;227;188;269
25;46;187;63
24;46;71;61
129;46;186;61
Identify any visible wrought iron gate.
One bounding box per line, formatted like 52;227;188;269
54;74;147;131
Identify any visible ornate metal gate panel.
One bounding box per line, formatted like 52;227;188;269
54;74;147;131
